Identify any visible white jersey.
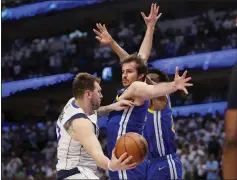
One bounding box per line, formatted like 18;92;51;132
56;98;99;173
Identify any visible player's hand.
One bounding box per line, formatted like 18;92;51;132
173;67;193;94
141;3;162;28
109;149;137;171
111;100;135;111
93;23;113;45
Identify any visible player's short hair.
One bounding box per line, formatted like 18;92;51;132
121;53;148;81
148;68;170;82
72;73;101;98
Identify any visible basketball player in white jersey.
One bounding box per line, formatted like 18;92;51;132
56;73;137;180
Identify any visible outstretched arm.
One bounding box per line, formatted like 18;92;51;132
138;3;162;62
119;67;192;102
93;3;162;62
97;99;134;117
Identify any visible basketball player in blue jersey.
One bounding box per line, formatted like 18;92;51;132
94;4;191;179
143;68;182;180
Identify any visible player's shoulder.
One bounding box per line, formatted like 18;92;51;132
65;98;84;113
58;98;85;123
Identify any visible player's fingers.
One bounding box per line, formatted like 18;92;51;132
185;83;193;87
122;101;134;107
183;88;188;95
150;3;154;15
128;101;135;106
152;3;155;15
93;29;101;37
175;67;179;78
103;24;108;31
126;163;137;169
185;77;192;82
141;12;146;19
121;155;133;165
96;23;103;32
118;152;128;162
182;70;188;79
95;36;102;42
156;13;162;20
98;23;104;31
155;5;159;14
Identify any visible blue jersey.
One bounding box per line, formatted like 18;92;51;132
107;87;149;158
143;96;176;158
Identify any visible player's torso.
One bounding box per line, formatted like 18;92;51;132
56;98;99;172
106;87;149;157
143;96;176;158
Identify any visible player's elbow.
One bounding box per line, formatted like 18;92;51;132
131;81;153;100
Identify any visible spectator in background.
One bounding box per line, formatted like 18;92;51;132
208;133;221;159
196;156;206;179
205;153;219;180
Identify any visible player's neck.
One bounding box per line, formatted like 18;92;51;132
75;99;93;116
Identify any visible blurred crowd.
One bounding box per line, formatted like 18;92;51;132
175;112;224;180
1;98;224;180
2;9;237;82
1;0;110;9
2;0;49;8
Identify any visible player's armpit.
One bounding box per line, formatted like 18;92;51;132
64;113;89;137
64;119;74;136
150;96;167;111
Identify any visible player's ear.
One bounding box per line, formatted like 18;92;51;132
85;90;93;99
138;74;145;81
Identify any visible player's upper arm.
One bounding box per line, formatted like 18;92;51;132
64;117;95;142
65;118;105;160
119;81;154;101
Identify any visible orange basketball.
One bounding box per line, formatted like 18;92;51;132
115;132;148;165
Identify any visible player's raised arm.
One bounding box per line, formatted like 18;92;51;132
138;3;162;62
97;99;135;117
119;67;192;102
64;117;136;171
93;23;129;60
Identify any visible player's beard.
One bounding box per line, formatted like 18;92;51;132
91;99;100;110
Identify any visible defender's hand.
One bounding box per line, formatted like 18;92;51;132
141;3;162;28
173;67;193;94
93;23;113;45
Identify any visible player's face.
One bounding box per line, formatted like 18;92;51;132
148;73;160;83
122;61;143;87
91;82;103;110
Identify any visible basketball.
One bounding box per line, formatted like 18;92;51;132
115;132;148;165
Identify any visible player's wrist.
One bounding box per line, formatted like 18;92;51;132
108;160;115;171
109;38;116;46
146;24;155;31
171;81;178;91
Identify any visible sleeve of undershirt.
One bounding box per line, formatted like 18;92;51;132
227;63;237;109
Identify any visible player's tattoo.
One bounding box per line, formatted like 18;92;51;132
64;120;74;136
